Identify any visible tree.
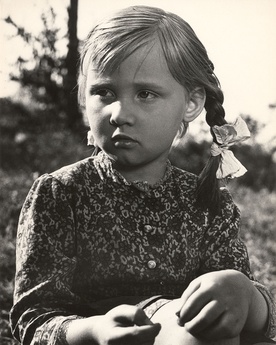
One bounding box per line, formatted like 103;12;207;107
64;0;83;130
4;0;83;130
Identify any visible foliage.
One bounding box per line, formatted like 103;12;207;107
233;144;276;192
0;98;89;173
4;0;83;129
5;9;65;108
241;114;265;137
170;137;276;192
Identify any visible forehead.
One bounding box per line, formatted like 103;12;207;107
87;41;177;86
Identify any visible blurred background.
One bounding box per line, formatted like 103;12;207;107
0;0;275;343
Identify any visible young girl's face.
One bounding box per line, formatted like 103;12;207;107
85;40;191;176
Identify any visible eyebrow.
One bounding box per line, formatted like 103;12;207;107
88;80;166;92
132;81;165;91
88;81;114;89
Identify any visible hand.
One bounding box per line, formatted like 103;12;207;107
74;304;161;345
176;270;254;340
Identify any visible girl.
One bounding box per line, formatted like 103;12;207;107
10;5;275;345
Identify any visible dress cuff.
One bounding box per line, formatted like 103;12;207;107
253;280;276;338
56;316;85;345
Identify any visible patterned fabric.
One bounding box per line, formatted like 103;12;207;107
10;152;276;344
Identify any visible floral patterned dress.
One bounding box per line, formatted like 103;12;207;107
10;152;276;344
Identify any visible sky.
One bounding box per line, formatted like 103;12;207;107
0;0;276;143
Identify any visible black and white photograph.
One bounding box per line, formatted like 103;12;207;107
0;1;275;344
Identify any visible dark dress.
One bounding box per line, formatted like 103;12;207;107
10;152;276;344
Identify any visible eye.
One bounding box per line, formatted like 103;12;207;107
90;88;115;99
138;90;157;100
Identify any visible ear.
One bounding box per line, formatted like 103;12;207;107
183;87;206;122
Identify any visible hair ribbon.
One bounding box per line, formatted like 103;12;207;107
211;116;250;179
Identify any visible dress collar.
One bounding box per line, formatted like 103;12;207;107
93;151;172;197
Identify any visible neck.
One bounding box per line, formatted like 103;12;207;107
114;159;168;185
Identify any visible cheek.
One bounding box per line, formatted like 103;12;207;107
86;105;111;141
85;99;104;126
160;105;184;133
172;103;186;127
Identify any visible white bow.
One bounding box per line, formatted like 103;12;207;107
211;143;247;179
211;116;250;179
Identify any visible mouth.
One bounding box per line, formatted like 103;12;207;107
111;134;137;148
112;134;135;141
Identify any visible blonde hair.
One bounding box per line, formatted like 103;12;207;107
78;5;227;215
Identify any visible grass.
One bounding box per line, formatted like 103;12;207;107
230;184;276;296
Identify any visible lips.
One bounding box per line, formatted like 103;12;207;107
111;134;137;148
111;134;136;142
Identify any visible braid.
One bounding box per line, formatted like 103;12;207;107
196;72;228;216
205;90;226;127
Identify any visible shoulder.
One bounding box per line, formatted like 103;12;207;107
171;164;198;187
220;187;240;218
28;156;101;202
43;156;100;187
169;164;200;204
171;164;239;218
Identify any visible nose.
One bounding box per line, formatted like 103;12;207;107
109;100;134;126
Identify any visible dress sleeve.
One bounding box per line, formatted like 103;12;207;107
199;189;276;338
10;174;90;345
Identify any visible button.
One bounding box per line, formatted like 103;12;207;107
144;225;153;233
147;260;157;269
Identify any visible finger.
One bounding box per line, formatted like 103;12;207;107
178;287;212;325
197;312;242;340
134;307;155;326
137;324;161;341
113;323;161;345
119;305;155;326
176;279;201;316
184;300;224;335
108;305;154;326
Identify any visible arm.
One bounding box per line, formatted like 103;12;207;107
10;175;161;345
244;280;269;332
176;269;269;339
10;175;88;344
177;190;275;339
64;306;160;345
